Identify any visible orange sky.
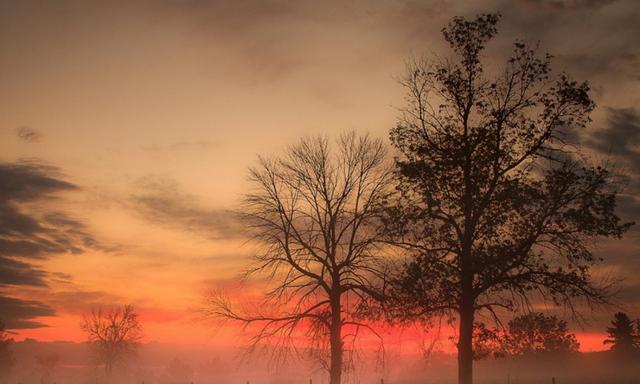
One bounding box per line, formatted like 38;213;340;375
1;0;639;356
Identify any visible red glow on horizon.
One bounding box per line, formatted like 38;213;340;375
11;312;611;354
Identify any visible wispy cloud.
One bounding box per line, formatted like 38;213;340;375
15;126;42;143
46;289;124;315
140;140;218;153
128;176;244;240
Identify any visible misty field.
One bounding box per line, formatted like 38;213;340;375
2;339;639;384
1;3;640;384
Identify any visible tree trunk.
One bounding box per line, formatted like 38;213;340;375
105;359;113;384
458;226;475;384
458;295;475;384
459;131;475;384
329;293;343;384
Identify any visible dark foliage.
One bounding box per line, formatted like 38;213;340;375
473;313;579;360
382;12;633;384
604;312;640;354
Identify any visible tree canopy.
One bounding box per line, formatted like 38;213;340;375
383;12;633;384
208;132;392;384
604;312;640;354
80;305;142;381
473;312;579;359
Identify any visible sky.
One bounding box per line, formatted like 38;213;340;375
1;0;639;353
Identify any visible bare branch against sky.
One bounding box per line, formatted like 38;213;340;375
206;132;393;384
0;1;638;383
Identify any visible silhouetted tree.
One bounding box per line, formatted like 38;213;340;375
36;352;60;384
208;132;392;384
80;305;142;382
471;322;502;360
0;321;14;384
499;313;579;356
162;357;194;384
383;13;632;384
604;312;640;354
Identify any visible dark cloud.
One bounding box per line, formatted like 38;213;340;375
15;126;42;142
615;195;640;229
520;0;620;9
0;296;55;329
0;160;102;329
582;108;640;226
456;0;640;101
0;161;76;202
616;279;640;302
588;108;640;171
0;256;47;287
558;52;640;81
129;176;243;240
0;164;99;259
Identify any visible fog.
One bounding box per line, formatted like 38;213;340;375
2;340;639;384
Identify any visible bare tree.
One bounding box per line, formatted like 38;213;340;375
80;305;142;381
383;13;633;384
208;132;392;384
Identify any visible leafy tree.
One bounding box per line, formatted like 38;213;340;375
0;321;15;384
383;13;632;384
208;133;392;384
472;322;502;360
473;313;579;359
80;305;143;382
604;312;640;353
500;313;579;356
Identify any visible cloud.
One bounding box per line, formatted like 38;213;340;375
0;161;76;202
140;140;218;153
0;172;99;258
453;0;640;101
0;296;55;329
588;108;640;171
558;51;640;81
520;0;620;9
615;195;640;229
0;256;47;287
581;108;640;226
15;126;42;142
0;160;102;329
155;0;456;84
49;271;73;284
129;176;244;240
46;289;124;315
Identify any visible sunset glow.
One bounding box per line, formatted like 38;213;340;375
1;1;639;384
